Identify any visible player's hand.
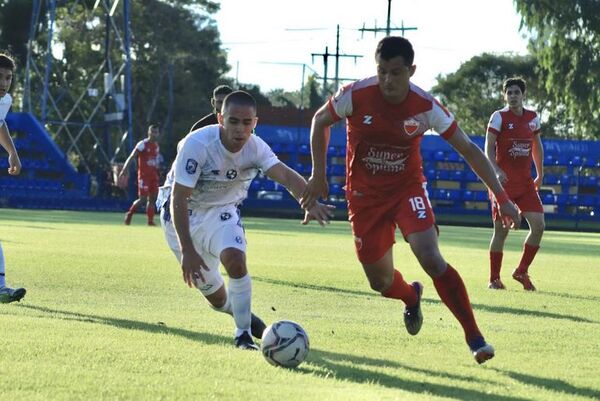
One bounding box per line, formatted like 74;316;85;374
180;249;209;288
300;175;329;209
7;152;21;175
498;201;520;230
302;202;335;226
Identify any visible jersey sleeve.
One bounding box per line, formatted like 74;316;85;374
135;140;146;152
0;94;13;126
427;98;457;139
254;136;280;172
173;136;207;189
327;83;353;122
487;111;502;135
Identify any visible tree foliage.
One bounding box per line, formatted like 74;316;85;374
431;53;551;136
514;0;600;139
0;0;228;169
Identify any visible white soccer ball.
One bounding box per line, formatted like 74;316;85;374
260;320;309;368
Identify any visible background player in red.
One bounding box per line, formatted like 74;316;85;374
119;124;162;226
301;36;520;364
485;77;544;291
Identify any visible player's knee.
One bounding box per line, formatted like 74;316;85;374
220;248;247;278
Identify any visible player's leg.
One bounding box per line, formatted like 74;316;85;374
489;219;509;289
408;227;494;363
512;189;545;290
350;199;421;335
146;189;158;226
208;209;261;350
0;241;26;303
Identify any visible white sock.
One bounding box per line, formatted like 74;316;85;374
228;274;252;337
0;242;6;288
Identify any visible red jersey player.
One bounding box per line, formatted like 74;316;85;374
485;77;544;291
120;124;162;226
301;36;520;364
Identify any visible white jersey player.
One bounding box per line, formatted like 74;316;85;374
0;53;26;304
158;90;333;350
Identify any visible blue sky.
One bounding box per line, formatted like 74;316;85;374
213;0;530;93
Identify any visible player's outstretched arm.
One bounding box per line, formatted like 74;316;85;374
171;182;209;287
484;131;507;184
448;126;520;229
300;103;335;209
265;162;334;226
0;122;21;175
119;148;139;178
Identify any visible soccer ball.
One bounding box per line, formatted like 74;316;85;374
260;320;309;368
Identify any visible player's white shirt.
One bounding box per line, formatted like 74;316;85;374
164;124;280;209
0;93;13;127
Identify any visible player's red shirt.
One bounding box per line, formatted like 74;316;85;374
135;139;160;180
487;107;541;186
328;78;457;196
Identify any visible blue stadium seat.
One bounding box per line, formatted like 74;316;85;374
474;191;489;202
544;174;559;185
434;150;446;161
462;190;475;201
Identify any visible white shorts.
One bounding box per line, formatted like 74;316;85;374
160;203;246;296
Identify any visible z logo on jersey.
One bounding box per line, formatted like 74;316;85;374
363;115;373;125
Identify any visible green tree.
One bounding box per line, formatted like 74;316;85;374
514;0;600;139
431;53;551;136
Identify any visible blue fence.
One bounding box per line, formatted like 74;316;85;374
1;115;599;230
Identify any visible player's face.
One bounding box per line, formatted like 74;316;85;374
0;68;13;98
148;127;160;140
212;94;228;114
218;104;257;153
504;85;524;109
376;55;415;103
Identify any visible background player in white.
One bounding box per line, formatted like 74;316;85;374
0;52;26;303
159;90;333;350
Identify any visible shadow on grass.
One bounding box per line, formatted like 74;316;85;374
493;368;600;400
14;304;527;401
254;276;599;324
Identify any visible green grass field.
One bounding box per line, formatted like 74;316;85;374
1;208;599;401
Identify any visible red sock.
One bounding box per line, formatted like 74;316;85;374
433;264;482;342
517;243;540;273
128;204;137;214
490;252;503;281
383;270;417;307
147;206;155;223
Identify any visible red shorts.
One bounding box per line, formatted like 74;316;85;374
348;182;436;264
491;183;543;220
138;175;159;197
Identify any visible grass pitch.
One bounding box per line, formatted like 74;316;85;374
1;208;599;401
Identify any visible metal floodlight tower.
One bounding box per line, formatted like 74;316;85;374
23;0;133;174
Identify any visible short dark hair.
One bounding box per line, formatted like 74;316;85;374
0;53;16;71
222;90;256;112
213;85;234;97
503;77;526;94
148;123;160;130
375;36;414;65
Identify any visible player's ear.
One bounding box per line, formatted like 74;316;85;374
217;112;224;125
409;64;416;77
252;117;258;130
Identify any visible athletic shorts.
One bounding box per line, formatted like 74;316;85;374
347;182;436;264
138;174;159;197
160;202;246;296
491;183;544;221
